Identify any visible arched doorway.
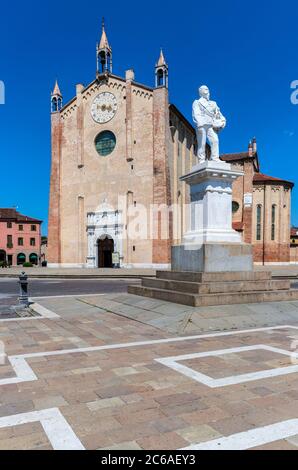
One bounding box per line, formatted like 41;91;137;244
97;236;114;268
0;250;6;263
17;253;26;265
29;253;38;265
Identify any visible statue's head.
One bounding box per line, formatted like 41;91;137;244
199;85;210;100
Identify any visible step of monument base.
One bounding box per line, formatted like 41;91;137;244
142;277;290;294
156;270;272;283
128;285;298;307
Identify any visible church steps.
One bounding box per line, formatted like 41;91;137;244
142;277;290;294
127;284;298;307
156;270;272;283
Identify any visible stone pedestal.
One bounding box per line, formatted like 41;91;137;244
128;160;298;306
172;160;253;272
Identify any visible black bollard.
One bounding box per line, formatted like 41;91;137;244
18;272;29;307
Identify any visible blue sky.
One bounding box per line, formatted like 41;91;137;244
1;0;298;234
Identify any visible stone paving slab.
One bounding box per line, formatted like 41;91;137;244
77;293;298;334
1;294;298;449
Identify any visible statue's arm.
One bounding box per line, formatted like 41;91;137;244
192;101;199;125
214;105;226;129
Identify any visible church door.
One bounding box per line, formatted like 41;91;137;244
97;237;114;268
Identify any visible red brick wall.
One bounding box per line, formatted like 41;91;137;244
47;112;62;264
152;87;171;264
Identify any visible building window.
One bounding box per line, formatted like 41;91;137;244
95;131;116;156
18;237;24;246
30;238;36;246
18;224;23;231
256;205;262;241
178;141;182;157
271;204;276;241
232;201;240;213
7;222;12;229
7;235;13;248
31;225;36;231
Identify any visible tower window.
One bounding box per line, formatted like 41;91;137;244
271;204;276;241
51;97;57;112
157;69;164;87
95;131;116;156
256;204;262;241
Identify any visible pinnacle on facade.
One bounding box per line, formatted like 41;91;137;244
157;48;167;67
98;18;111;51
52;80;62;97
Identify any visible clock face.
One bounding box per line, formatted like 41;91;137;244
91;92;117;123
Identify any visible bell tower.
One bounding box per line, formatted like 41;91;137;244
96;19;112;76
155;49;168;88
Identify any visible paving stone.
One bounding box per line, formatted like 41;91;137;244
1;294;298;449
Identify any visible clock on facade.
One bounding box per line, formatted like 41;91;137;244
91;92;118;123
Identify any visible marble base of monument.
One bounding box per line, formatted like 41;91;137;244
171;243;253;273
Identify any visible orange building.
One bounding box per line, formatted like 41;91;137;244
0;208;42;266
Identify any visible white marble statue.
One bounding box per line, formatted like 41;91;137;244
192;85;226;162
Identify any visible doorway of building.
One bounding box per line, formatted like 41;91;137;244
0;250;6;264
97;236;114;268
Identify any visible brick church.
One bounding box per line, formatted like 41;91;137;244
48;22;294;268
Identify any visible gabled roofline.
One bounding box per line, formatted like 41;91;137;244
59;73;155;113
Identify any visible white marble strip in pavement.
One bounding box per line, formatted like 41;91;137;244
0;407;85;450
181;419;298;450
156;344;298;388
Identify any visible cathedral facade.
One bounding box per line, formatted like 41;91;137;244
48;24;293;268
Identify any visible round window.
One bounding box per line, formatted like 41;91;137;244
95;131;116;156
232;201;240;213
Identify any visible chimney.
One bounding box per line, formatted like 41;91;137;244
248;140;253;157
252;137;257;154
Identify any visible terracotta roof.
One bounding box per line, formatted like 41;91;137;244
232;221;244;231
220;152;255;162
0;208;42;223
253;173;294;188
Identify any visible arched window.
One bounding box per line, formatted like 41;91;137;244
157;69;164;87
17;253;26;265
271;204;277;241
29;253;38;265
256;205;262;241
51;97;57;112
